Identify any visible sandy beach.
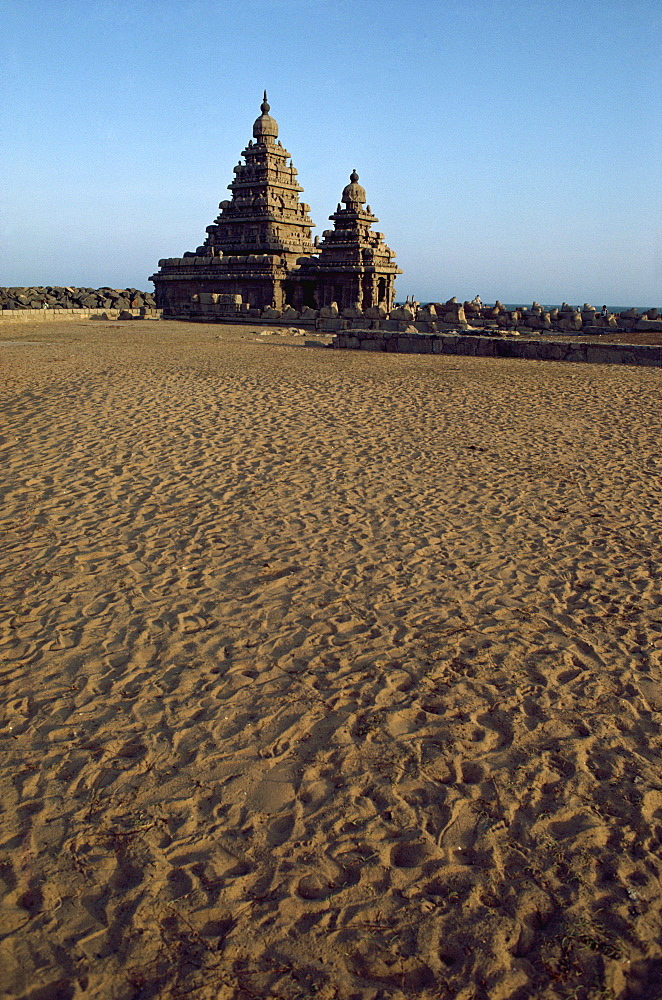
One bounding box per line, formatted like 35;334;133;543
1;319;661;1000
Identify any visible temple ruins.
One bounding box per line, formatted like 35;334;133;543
150;94;401;319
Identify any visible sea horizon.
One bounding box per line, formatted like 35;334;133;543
398;301;660;313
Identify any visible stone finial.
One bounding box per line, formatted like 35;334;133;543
253;91;278;141
342;169;367;208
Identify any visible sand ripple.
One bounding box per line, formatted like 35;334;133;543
1;321;661;999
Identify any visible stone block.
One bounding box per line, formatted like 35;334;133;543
441;305;466;324
456;338;478;356
641;346;662;365
518;341;544;360
319;317;342;332
474;338;496;356
389;305;416;322
557;314;582;331
395;336;418;353
439;336;459;353
585;346;626;365
494;340;517;357
563;344;588;363
342;304;363;319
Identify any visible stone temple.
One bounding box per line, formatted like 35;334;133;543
150;94;401;319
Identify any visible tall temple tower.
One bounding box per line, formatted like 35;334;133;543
150;96;401;318
200;92;315;266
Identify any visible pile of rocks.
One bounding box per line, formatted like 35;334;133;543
397;299;661;335
0;287;156;311
189;296;659;336
303;298;661;335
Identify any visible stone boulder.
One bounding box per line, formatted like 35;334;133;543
365;305;388;320
635;318;662;332
440;303;467;325
520;310;543;329
558;311;582;331
342;304;364;319
389;305;416;322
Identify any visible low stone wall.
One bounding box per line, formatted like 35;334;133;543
0;308;161;323
331;330;662;367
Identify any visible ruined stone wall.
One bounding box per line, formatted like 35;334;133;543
331;329;662;367
142;294;662;336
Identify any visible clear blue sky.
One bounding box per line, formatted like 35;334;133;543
1;0;660;304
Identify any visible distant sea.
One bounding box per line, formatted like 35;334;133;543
503;304;658;313
402;302;659;312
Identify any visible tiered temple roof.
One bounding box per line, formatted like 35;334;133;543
293;170;401;310
318;170;397;269
198;92;315;265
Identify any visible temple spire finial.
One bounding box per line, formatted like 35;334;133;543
261;90;270;114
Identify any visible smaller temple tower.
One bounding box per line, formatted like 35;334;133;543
292;171;401;312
